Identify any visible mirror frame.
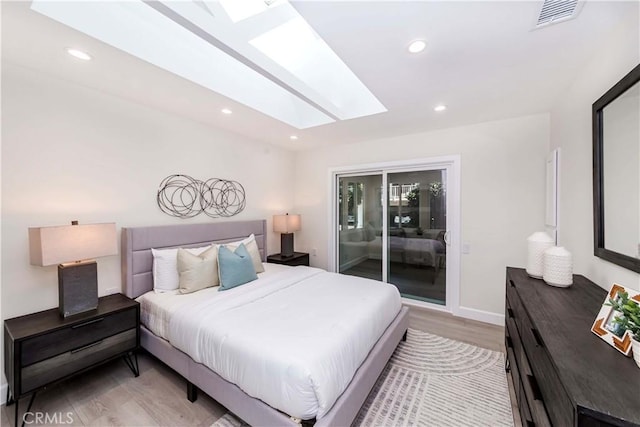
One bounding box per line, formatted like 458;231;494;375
592;63;640;273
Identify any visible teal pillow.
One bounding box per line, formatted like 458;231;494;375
218;243;258;291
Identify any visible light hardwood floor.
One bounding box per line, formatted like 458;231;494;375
407;304;505;352
2;305;519;427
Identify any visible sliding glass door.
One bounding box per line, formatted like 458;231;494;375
333;159;457;310
387;170;447;305
338;174;383;281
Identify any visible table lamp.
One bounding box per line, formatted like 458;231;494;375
273;214;301;257
29;221;117;317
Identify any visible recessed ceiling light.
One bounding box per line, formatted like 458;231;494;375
66;48;92;61
434;105;447;112
290;135;299;140
221;108;233;114
408;40;426;54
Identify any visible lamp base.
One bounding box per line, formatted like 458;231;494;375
58;261;98;318
280;233;294;257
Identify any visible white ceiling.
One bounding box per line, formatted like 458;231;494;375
2;1;638;151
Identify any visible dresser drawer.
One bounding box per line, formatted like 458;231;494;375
21;328;136;393
506;279;527;335
507;286;551;427
21;308;137;366
516;343;551;427
506;301;524;382
518;306;573;427
518;381;534;427
506;341;521;404
505;315;521;396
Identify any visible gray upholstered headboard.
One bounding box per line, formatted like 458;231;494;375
121;220;267;299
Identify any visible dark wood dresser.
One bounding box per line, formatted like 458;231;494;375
505;267;640;427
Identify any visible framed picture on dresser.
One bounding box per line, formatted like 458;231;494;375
591;283;639;355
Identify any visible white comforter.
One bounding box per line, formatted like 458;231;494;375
137;264;292;340
168;266;401;420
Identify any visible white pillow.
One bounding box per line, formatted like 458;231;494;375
223;234;265;273
152;245;210;293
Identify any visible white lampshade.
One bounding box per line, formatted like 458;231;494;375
273;214;301;234
29;222;118;266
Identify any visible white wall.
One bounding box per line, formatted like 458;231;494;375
550;18;640;291
0;63;296;393
1;63;296;318
294;114;550;318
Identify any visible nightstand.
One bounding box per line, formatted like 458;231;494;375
267;252;310;266
4;293;139;427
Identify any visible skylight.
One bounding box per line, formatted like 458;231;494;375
218;0;284;23
250;16;386;120
30;0;386;129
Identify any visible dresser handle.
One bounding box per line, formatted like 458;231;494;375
527;374;543;401
531;328;544;347
72;318;104;329
507;308;514;319
71;340;103;354
509;280;515;287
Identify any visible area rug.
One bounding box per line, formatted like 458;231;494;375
212;329;514;427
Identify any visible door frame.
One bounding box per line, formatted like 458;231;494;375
328;155;461;315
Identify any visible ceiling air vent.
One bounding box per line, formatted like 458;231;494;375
536;0;584;28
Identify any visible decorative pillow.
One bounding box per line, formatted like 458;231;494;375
218;243;258;291
177;246;219;294
151;245;210;293
223;234;265;273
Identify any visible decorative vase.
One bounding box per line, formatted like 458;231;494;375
542;246;573;287
526;232;554;279
632;338;640;369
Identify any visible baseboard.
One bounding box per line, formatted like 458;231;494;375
456;306;504;326
1;382;7;405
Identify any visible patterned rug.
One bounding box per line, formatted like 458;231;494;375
212;329;514;427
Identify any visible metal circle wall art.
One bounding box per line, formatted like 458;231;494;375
157;174;246;218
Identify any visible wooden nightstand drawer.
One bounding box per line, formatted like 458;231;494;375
22;328;136;393
267;252;310;266
281;254;309;266
21;308;137;366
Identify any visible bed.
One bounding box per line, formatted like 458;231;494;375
121;220;409;426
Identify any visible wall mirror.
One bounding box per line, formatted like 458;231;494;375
593;63;640;273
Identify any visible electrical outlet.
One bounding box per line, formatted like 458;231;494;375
462;243;471;254
312;248;317;256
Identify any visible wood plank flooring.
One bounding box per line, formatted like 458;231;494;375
408;305;505;352
1;353;226;427
2;305;519;427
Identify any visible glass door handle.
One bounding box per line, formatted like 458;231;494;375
444;230;451;245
